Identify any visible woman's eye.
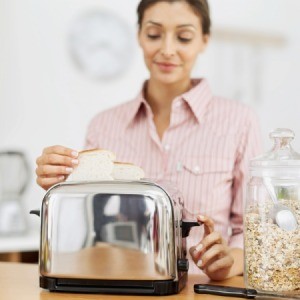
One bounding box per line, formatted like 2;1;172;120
178;37;192;43
147;34;160;40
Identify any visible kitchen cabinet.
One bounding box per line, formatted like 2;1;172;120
0;229;39;262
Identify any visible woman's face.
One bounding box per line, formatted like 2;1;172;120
138;1;209;85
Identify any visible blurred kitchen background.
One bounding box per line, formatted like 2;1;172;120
0;0;300;262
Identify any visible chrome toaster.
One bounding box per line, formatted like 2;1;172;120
31;180;200;295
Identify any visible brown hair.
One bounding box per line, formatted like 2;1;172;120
137;0;211;35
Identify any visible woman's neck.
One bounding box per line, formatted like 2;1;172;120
145;78;192;140
145;78;192;115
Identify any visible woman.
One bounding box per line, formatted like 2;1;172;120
36;0;262;280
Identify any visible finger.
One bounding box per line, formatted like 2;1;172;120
191;218;219;262
189;246;202;263
197;215;214;236
199;244;228;269
36;165;74;177
36;175;65;190
40;153;78;167
200;231;224;252
37;147;78;166
191;232;225;267
190;241;205;263
206;255;234;274
42;145;78;158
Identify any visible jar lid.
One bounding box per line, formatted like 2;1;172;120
250;129;300;176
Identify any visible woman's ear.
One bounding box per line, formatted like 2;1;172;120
199;34;210;53
203;34;210;46
137;29;142;47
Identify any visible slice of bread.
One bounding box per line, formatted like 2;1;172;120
67;149;116;182
112;162;145;180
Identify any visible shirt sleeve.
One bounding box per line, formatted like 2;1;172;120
229;108;263;249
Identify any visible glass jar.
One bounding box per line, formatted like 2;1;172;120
244;128;300;297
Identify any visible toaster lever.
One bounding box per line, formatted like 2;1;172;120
29;209;40;217
181;220;202;238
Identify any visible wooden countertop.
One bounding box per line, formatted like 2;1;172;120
0;262;246;300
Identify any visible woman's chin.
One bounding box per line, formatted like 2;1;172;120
150;72;184;85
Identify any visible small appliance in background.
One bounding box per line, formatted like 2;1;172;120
31;180;201;295
0;151;30;235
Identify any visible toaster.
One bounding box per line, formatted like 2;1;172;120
31;180;201;295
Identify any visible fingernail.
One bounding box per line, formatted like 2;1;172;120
66;167;73;173
195;243;203;252
198;215;206;221
197;260;203;268
71;151;78;158
58;176;65;181
72;159;79;165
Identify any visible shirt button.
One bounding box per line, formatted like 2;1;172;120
194;166;200;174
164;144;171;151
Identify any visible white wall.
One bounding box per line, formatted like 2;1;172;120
0;0;145;229
1;0;300;230
208;0;300;149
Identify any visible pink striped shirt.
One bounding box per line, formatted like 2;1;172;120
85;78;262;273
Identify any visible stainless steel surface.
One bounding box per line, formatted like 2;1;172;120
39;180;186;281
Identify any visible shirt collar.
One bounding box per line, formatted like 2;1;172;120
125;82;149;128
126;78;213;127
181;78;213;124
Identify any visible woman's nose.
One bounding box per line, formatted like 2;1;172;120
160;37;176;57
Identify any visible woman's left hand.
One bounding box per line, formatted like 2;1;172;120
189;215;234;281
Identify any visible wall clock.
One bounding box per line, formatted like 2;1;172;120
68;10;135;80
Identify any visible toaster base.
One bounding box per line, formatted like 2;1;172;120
40;273;187;296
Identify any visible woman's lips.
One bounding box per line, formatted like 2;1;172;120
155;62;179;72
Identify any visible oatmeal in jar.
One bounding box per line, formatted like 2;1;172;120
244;199;300;292
245;128;300;297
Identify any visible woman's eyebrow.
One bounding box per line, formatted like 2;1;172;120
177;24;196;29
145;21;162;27
145;21;196;29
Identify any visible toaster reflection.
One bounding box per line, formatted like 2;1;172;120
40;181;185;282
93;194;149;251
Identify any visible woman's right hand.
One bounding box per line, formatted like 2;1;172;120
36;145;79;190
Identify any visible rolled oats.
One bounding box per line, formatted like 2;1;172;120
245;199;300;293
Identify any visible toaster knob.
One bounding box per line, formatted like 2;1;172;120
177;259;189;272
